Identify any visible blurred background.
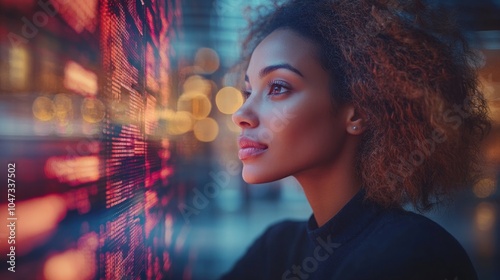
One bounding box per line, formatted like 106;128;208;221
0;0;499;279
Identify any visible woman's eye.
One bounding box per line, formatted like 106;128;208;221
270;85;286;95
241;90;251;100
268;81;291;96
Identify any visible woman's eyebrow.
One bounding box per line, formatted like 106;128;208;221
245;63;304;82
260;63;304;78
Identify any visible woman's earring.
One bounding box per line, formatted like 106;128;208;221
352;126;358;131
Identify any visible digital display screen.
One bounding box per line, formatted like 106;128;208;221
0;0;190;279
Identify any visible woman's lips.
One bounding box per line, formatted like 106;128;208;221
237;136;268;160
238;147;268;160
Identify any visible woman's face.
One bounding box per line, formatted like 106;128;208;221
232;28;352;184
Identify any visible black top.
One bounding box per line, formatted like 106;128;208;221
220;190;477;280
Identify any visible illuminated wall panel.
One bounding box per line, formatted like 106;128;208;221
0;0;188;279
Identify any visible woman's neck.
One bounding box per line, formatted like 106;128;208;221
294;140;361;227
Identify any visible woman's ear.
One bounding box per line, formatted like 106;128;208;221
345;104;367;135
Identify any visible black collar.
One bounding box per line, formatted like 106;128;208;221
306;189;383;247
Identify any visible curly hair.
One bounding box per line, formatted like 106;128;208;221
238;0;491;210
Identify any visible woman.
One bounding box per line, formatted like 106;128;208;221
222;0;491;279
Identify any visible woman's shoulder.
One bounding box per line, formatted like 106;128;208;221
263;218;307;234
337;207;478;279
371;208;466;250
256;218;309;247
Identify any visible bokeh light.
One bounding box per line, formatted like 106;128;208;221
167;111;194;135
45;156;100;185
0;195;67;256
9;46;29;89
53;93;74;125
81;98;106;123
473;201;497;259
194;47;220;74
480;74;500;124
475;202;496;232
177;92;212;120
64;61;98;96
182;75;212;96
216;86;243;114
33;96;55;121
473;178;497;198
193;118;219;142
43;249;95;280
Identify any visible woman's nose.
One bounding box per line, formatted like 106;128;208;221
232;100;258;129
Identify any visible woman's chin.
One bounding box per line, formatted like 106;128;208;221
242;172;267;184
242;168;285;184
